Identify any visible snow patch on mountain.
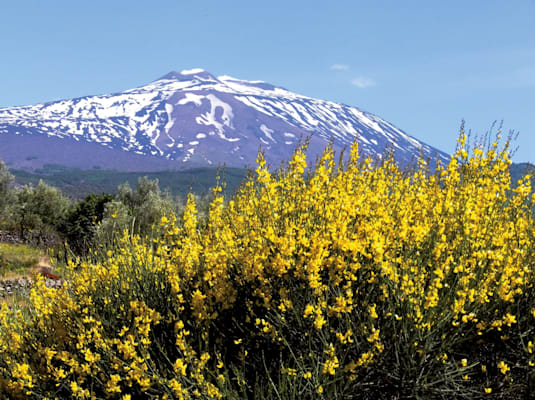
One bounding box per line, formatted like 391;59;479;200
0;69;450;170
181;68;205;75
260;124;276;143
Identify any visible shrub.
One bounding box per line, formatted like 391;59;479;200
95;177;180;248
58;193;113;256
8;180;70;241
0;133;534;399
0;158;14;219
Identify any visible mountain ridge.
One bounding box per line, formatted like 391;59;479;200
0;69;450;171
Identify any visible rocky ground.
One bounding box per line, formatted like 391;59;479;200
0;276;62;298
0;255;62;299
0;230;62;249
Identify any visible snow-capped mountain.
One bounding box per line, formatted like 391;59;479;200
0;68;449;171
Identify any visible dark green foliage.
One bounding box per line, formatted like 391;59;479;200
58;193;113;255
10;164;248;199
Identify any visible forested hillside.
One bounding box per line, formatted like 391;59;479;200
10;164;248;199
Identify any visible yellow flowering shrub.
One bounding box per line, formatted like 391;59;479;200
0;132;534;398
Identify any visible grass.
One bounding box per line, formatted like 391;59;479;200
0;242;62;311
0;242;43;310
0;290;31;309
0;242;42;279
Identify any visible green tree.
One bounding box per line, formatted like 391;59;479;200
11;180;70;241
116;177;177;229
96;177;179;245
0;158;14;220
59;193;113;255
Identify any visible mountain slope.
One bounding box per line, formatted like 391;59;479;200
0;69;449;171
10;165;249;200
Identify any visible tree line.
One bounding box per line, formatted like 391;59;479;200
0;157;211;256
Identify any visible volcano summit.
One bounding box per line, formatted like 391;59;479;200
0;69;449;171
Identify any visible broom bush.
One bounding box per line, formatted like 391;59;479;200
0;132;534;399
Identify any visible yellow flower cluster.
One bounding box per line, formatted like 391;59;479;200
0;133;533;398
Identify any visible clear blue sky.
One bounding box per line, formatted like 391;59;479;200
1;0;534;162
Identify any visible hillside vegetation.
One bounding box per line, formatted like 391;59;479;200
510;162;535;189
10;165;249;199
0;160;222;258
9;159;532;202
0;133;534;399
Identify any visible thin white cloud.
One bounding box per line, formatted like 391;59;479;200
330;64;350;71
351;77;376;88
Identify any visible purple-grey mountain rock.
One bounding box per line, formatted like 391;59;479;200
0;68;449;171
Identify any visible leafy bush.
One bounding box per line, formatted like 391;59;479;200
7;180;70;241
0;134;534;399
0;159;14;221
58;193;114;256
95;177;181;248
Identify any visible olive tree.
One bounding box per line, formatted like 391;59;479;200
11;180;70;240
96;177;178;245
0;158;14;220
